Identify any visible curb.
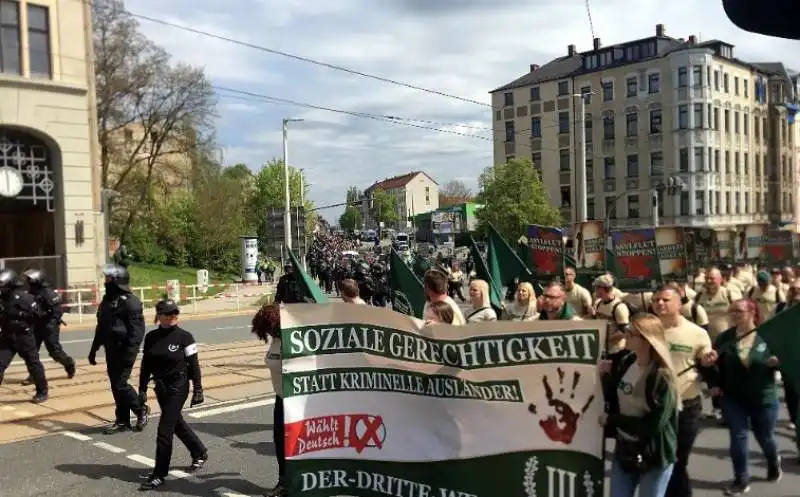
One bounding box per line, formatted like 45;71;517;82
61;307;260;333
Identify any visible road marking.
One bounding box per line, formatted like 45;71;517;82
127;454;155;467
62;431;92;441
93;441;126;453
14;410;33;417
38;420;58;428
217;492;250;497
60;338;94;344
1;405;14;411
169;469;193;479
188;397;275;418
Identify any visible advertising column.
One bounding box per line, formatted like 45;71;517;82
240;236;259;283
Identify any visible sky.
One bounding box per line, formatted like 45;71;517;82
125;0;799;223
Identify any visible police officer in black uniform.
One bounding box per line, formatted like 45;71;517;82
138;299;207;490
20;269;76;385
0;269;48;403
88;264;150;434
274;263;304;304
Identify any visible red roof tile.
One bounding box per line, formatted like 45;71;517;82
366;171;437;191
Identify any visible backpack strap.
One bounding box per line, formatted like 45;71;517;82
691;301;698;323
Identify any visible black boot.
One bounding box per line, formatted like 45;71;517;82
134;404;150;432
103;422;132;434
32;391;48;403
64;357;76;379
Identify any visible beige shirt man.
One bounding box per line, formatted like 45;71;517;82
564;267;592;317
696;268;740;339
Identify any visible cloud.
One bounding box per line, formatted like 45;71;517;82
126;0;799;223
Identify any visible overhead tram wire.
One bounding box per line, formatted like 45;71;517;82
88;1;494;110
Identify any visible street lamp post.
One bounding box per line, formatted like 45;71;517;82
572;92;589;223
101;188;119;263
282;118;303;260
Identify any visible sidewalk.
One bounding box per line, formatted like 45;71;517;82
0;340;274;444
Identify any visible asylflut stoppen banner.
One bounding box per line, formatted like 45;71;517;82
280;303;606;497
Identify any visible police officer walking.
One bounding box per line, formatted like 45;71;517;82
138;299;207;490
88;264;150;434
0;268;48;402
274;263;305;304
20;269;76;385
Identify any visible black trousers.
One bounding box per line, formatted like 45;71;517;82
34;324;72;366
274;395;286;482
666;395;703;497
0;331;48;393
153;379;206;478
105;344;142;424
783;377;799;428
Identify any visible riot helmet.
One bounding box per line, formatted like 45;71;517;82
102;263;130;292
0;268;23;294
23;268;48;287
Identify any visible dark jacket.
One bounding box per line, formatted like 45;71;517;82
30;286;63;328
707;327;778;406
0;289;38;334
91;291;146;351
274;273;306;304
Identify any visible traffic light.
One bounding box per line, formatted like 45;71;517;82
722;0;800;40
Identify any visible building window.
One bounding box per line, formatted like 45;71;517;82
743;114;749;135
503;92;513;106
559;186;572;208
694;147;704;171
425;186;430;205
724;109;730;132
586;158;593;180
604;157;616;179
587;198;595;219
602;81;614;101
559;149;570;171
532;152;542;176
744;79;748;98
734;111;740;133
649;109;662;133
585;113;593;142
677;67;688;87
27;4;50;77
605;197;617;219
724;151;730;174
693;103;703;129
723;73;729;93
531;117;542;138
626;112;638;136
734;76;739;95
648;73;660;93
714;150;720;172
713;107;720;129
530;86;540;101
714;71;720;90
695;191;704;215
0;0;21;75
558;111;569;134
627;154;639;177
679;148;689;172
505;121;515;142
580;85;592;104
734;152;740;175
692;66;703;87
626;77;637;97
754;117;760;139
603;115;615;139
650;151;663;175
680;191;690;216
628;195;640;218
744;192;749;213
678;105;688;129
557;81;569;96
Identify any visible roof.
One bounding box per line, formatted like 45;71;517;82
490;35;782;94
365;171;438;192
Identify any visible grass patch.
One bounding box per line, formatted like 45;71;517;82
127;263;239;304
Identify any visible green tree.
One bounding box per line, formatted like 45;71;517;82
474;157;562;241
249;159;316;238
339;207;362;231
369;188;399;225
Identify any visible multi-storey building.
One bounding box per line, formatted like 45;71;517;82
0;0;104;287
362;171;439;229
490;23;799;230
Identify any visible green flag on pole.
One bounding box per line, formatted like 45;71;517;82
469;236;503;314
390;248;426;319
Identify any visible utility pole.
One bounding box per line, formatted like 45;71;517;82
299;168;307;270
282;118;303;253
651;189;659;227
573;93;588;223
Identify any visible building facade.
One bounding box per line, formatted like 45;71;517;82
0;0;104;288
490;24;800;230
362;171;439;229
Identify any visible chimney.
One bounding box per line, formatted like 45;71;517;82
529;64;540;72
592;38;601;50
688;35;697;44
656;24;665;37
567;44;576;56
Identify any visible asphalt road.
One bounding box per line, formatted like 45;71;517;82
9;315;255;369
2;392;800;496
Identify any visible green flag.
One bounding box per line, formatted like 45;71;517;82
469;237;503;313
390;248;426;319
488;224;535;296
287;250;329;303
752;305;800;396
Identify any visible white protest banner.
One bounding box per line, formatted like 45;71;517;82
280;303;606;497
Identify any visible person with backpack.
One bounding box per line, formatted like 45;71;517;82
593;275;631;356
749;270;785;325
598;313;680;497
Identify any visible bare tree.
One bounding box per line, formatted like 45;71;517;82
439;179;474;207
93;0;216;241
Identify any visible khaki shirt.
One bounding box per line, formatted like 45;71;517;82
595;297;630;354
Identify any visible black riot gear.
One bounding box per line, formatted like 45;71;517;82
22;269;76;383
0;269;48;402
90;268;150;434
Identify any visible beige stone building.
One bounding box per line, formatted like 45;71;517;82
0;0;103;288
490;24;800;231
362;171;439;229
